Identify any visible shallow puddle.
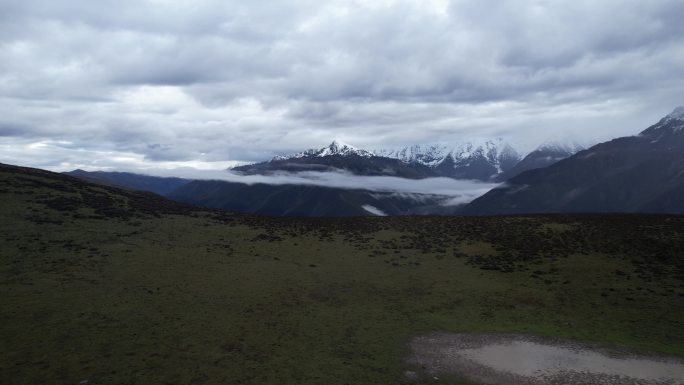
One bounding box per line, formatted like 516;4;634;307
409;333;684;385
461;340;684;382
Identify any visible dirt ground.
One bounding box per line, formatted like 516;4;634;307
408;332;684;385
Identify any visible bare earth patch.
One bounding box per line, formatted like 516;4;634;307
408;332;684;385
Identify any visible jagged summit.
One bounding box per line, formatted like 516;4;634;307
376;138;521;179
376;138;519;164
374;144;450;167
234;140;433;178
272;140;372;161
318;140;372;157
248;138;524;180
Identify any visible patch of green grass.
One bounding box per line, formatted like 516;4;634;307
1;163;683;384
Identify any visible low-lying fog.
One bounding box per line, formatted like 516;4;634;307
147;169;499;205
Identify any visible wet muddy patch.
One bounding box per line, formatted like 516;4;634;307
408;332;684;385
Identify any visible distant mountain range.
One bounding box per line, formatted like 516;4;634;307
375;139;523;180
232;141;436;179
63;107;684;216
63;136;587;217
63;136;585;217
461;107;684;215
234;138;581;182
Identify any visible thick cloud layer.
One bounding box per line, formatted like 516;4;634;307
1;0;683;171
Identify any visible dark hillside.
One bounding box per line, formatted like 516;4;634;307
64;169;190;196
168;179;452;217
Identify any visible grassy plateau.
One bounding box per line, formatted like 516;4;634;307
1;163;683;384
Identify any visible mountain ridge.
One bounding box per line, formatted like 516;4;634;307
461;107;684;215
272;140;373;160
236;138;526;181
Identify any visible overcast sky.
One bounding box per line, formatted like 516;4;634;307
1;0;683;172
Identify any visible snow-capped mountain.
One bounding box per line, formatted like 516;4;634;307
376;139;522;180
495;140;585;182
640;106;684;141
375;139;519;168
233;140;436;178
235;138;524;181
374;144;451;167
273;140;373;160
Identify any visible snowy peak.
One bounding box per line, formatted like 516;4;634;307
374;144;450;167
457;138;519;160
380;139;521;170
259;138;523;181
318;140;373;157
640;106;684;139
375;139;522;180
272;140;373;161
273;139;522;170
236;140;436;178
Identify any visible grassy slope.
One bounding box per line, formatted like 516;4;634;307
1;163;683;385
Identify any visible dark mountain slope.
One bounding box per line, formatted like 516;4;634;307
65;169;190;195
168;179;450;217
64;169;455;217
2;163;199;218
462;108;684;215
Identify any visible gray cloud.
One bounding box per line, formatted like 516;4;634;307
0;122;31;137
1;0;683;170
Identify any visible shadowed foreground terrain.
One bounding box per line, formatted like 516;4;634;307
1;163;683;385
